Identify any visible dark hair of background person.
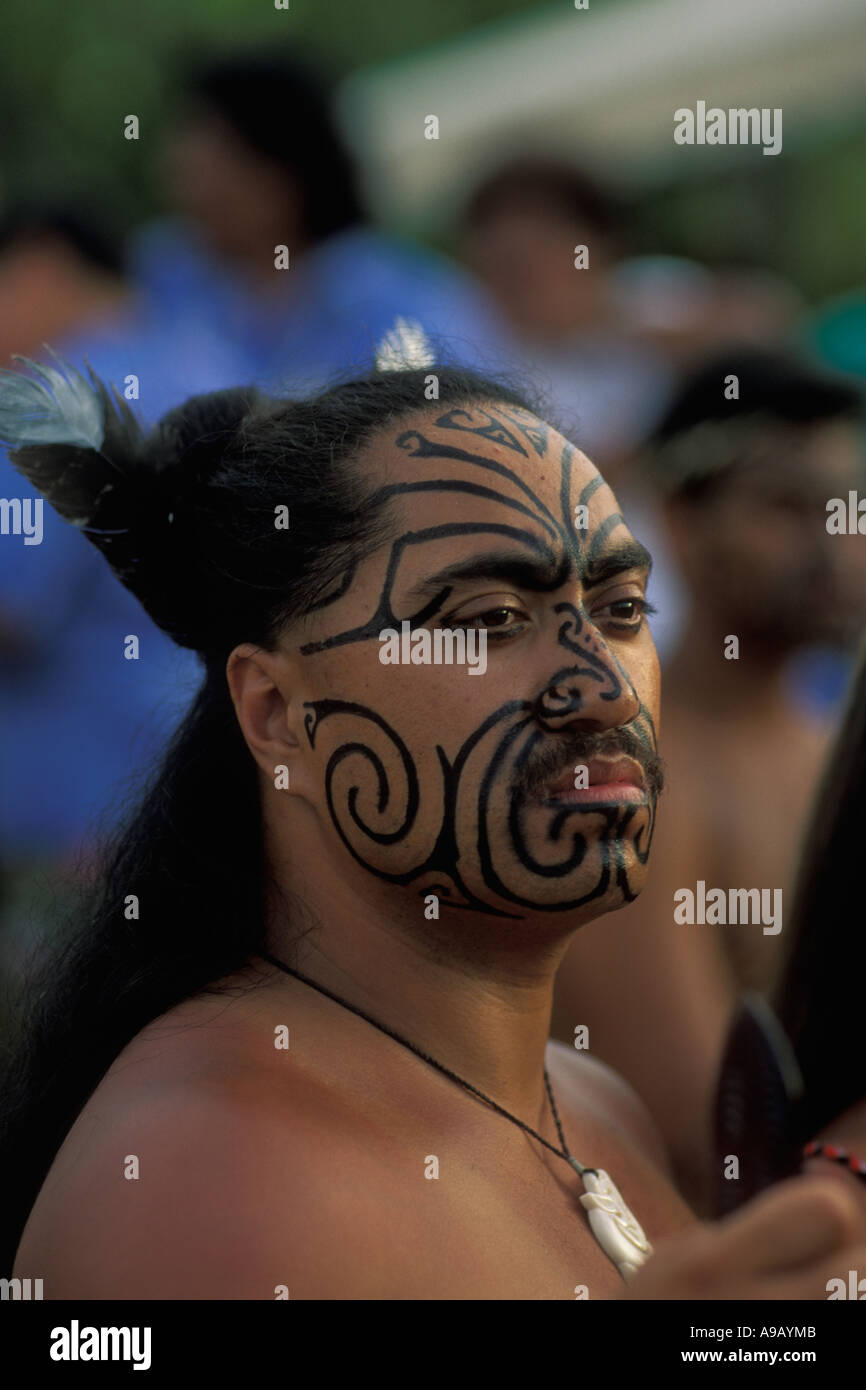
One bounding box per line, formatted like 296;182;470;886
460;155;629;251
0;362;538;1273
0;200;126;277
774;634;866;1139
645;345;864;502
176;48;365;242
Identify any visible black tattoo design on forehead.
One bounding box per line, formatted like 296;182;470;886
437;405;529;457
293;403;658;919
299;406;639;655
435;404;550;460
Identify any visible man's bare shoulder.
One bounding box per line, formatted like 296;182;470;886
545;1038;675;1180
14;986;379;1298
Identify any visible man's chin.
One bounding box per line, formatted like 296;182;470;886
493;864;649;921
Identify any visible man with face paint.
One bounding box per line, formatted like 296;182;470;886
7;367;866;1300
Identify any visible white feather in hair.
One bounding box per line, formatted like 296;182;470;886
0;348;105;450
0;348;144;533
374;316;436;372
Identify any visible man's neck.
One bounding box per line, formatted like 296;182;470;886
262;844;569;1129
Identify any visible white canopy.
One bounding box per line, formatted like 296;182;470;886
337;0;866;230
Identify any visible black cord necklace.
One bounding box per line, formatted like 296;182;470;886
260;950;654;1283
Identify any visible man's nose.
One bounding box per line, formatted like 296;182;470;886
533;618;641;734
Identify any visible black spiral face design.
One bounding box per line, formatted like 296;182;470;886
295;403;661;922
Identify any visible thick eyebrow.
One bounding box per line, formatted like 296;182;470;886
402;538;652;606
583;539;653;589
402;548;573;604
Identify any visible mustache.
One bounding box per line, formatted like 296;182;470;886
517;727;665;801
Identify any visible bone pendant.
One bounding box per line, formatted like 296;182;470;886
578;1168;654;1282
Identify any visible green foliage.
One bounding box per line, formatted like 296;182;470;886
0;0;541;222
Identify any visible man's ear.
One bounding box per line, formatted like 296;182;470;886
225;643;304;781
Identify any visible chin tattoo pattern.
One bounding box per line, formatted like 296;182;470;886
299;404;659;919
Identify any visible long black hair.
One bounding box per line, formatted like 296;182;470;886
774;634;866;1139
0;361;537;1272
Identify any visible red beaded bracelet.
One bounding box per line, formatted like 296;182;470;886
803;1141;866;1182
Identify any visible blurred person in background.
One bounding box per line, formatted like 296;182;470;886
792;279;866;713
0;204;248;969
612;256;806;367
457;155;675;479
0;204;129;368
130;49;514;391
607;259;809;662
0;200;247;397
551;346;865;1213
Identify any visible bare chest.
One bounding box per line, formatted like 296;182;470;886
673;722;822;886
387;1158;646;1299
305;1096;684;1300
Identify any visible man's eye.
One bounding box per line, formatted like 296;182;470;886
447;606;526;638
594;597;657;629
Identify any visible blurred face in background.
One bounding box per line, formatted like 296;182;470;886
460;195;613;342
161;111;304;263
664;417;866;649
0;234;125;361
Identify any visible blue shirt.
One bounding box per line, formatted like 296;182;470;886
128;218;519;391
0;303;250;857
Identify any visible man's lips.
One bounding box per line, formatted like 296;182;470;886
535;755;648;804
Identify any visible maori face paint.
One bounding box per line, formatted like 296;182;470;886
294;402;662;922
